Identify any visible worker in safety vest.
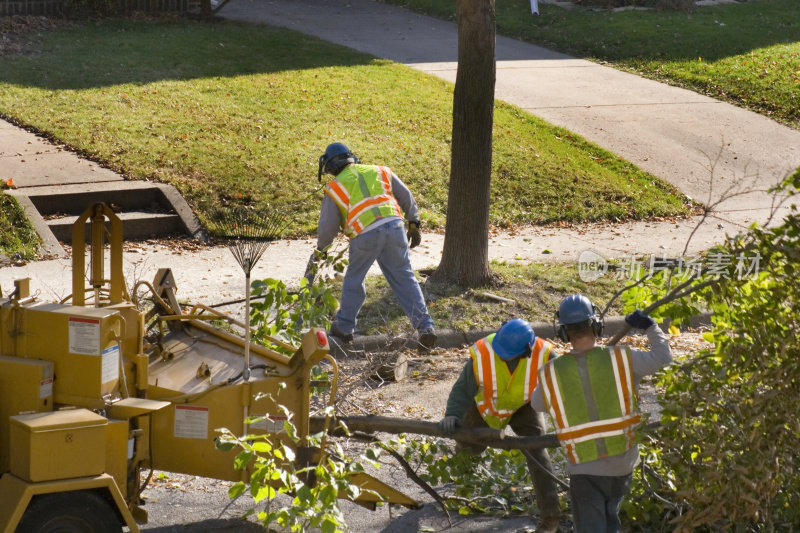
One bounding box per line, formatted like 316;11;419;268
310;142;436;350
439;318;562;533
531;294;673;533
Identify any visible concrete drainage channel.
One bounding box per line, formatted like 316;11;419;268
7;181;206;257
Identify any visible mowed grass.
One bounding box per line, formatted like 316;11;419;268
0;194;40;260
382;0;800;128
0;17;690;258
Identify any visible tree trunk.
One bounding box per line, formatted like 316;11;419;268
429;0;496;287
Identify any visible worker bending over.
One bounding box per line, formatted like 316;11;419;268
439;318;562;533
311;142;436;350
532;294;673;533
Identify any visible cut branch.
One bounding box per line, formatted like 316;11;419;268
310;415;560;450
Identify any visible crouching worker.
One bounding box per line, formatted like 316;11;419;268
532;294;673;533
438;318;562;533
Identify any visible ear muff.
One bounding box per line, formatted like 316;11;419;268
555;307;603;342
591;305;604;337
554;311;569;343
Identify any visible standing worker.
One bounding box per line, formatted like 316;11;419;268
309;142;436;349
532;294;673;533
438;318;562;533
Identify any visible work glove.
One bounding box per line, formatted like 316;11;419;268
625;309;656;330
303;249;326;288
407;221;421;249
438;416;459;435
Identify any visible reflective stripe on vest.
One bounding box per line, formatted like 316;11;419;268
472;334;554;430
324;164;403;238
539;346;641;465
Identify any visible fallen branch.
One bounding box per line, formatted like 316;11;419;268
310;415;560;450
475;291;515;304
369;434;451;524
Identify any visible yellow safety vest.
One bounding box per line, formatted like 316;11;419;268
538;346;641;465
472;334;554;429
324;164;403;238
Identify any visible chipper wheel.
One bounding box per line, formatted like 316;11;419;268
16;490;123;533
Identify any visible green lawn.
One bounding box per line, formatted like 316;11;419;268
359;260;623;334
381;0;800;128
0;193;40;260
0;18;691;258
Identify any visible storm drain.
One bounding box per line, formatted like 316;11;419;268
7;181;206;257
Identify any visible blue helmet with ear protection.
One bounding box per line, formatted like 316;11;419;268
555;294;603;341
493;318;536;360
318;142;358;181
558;294;596;325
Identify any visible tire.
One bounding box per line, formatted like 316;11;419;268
16;490;122;533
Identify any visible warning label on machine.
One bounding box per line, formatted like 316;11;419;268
68;317;101;355
40;377;53;399
102;344;120;383
174;405;209;439
249;415;288;434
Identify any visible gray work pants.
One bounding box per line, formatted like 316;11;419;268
569;473;633;533
334;219;434;335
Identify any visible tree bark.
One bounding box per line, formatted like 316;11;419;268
430;0;496;287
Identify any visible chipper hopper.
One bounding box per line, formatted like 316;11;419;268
0;203;417;533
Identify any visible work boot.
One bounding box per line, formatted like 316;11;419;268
418;329;437;351
328;323;353;343
535;515;561;533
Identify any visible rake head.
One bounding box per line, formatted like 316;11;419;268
207;207;289;275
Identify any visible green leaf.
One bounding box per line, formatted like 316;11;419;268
215;438;237;452
234;450;254;470
296;484;312;503
228;481;246;499
321;517;339;533
252;441;272;454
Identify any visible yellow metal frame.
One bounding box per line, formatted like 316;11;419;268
0;202;420;529
72;203;125;307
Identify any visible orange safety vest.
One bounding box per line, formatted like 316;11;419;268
471;334;554;429
324;164;403;238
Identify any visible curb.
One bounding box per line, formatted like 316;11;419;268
327;312;714;358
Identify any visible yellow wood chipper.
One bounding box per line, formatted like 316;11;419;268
0;203;417;533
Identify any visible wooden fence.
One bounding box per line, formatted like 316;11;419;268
0;0;203;16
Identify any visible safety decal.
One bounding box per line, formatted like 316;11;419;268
40;377;54;399
101;344;120;383
174;404;209;439
68;316;101;355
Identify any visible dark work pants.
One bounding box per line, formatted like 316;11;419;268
459;403;561;519
569;473;633;533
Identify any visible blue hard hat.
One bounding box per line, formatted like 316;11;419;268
557;294;596;325
318;142;358;181
493;318;536;360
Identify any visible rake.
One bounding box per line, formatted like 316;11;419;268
207;207;288;382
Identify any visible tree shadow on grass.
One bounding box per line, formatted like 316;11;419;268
0;18;375;90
